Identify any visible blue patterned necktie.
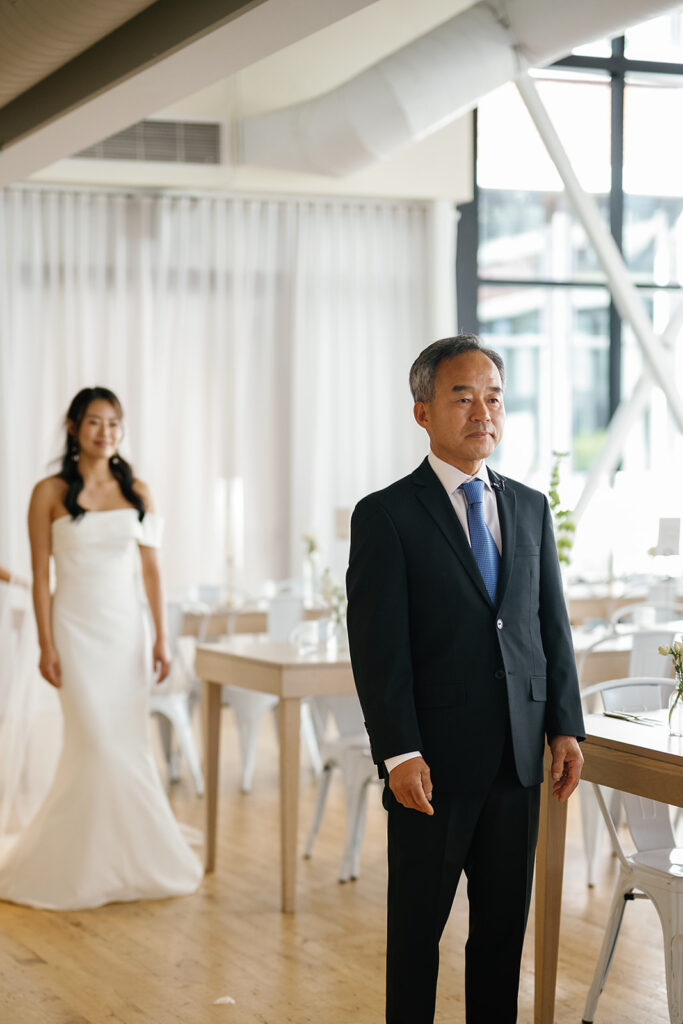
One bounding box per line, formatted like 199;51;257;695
459;478;500;603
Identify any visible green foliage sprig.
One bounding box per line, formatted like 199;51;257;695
302;533;319;557
548;451;576;567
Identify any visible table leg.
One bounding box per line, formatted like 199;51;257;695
203;679;222;873
534;754;569;1024
278;696;301;913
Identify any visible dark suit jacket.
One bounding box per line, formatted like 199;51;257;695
346;458;585;793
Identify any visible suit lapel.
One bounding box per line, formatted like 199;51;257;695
413;459;493;607
489;468;517;610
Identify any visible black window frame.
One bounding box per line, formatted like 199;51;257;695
457;34;683;422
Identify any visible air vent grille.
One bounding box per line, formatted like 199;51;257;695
74;120;221;164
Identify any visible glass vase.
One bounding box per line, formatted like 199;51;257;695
668;688;683;738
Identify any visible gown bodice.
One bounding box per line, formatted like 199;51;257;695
51;509;163;600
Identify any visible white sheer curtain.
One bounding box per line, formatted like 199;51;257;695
0;186;431;593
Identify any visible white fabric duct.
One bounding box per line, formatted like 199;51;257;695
240;0;680;176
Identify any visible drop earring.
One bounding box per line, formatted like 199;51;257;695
111;454;120;465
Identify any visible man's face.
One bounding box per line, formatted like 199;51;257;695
413;350;505;473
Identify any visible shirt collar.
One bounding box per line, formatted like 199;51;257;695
427;450;491;498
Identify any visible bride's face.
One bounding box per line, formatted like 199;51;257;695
75;400;122;460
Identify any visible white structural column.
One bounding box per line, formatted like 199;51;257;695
426;199;458;340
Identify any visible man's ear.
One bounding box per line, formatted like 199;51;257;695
413;402;429;430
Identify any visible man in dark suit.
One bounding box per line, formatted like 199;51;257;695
346;335;585;1024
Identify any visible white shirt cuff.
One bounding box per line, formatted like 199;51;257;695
384;751;422;774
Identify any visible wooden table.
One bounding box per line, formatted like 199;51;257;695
184;604;327;639
566;586;643;627
195;635;356;912
565;584;683;628
534;712;683;1024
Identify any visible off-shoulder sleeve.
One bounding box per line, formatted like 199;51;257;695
137;512;164;549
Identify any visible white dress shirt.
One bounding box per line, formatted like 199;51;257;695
384;451;502;775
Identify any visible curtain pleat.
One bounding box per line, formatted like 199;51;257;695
0;188;430;592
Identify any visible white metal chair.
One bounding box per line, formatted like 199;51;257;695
579;677;676;889
608;601;683;630
149;601;204;796
303;695;379;882
578;627;678;684
630;629;681;677
582;781;683;1023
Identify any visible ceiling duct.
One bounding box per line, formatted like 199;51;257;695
240;0;681;176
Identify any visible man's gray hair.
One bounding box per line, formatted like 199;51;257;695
409;334;506;403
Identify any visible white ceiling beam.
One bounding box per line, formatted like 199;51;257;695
0;0;372;187
240;0;681;175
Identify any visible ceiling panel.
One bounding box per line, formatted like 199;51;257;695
0;0;157;106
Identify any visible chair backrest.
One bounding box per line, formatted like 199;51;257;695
628;629;678;677
310;696;366;741
610;601;683;628
620;791;677;852
267;593;303;642
581;675;675;714
577;629;635;683
585;676;678;856
166;600;185;650
593;782;677;858
195;583;249;609
648;578;680;606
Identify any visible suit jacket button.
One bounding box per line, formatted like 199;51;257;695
494;669;505;679
496;618;503;629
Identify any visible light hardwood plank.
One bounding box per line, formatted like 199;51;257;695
0;709;673;1024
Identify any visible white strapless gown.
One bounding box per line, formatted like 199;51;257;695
0;509;202;909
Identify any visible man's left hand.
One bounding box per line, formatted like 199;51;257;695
549;735;583;802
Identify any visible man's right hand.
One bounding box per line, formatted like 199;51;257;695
389;756;434;814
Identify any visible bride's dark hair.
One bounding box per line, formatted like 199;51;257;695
58;387;146;521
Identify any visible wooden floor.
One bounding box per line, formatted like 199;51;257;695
0;710;673;1024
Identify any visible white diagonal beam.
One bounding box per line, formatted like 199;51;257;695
573;299;683;522
515;71;683;434
572;374;652;523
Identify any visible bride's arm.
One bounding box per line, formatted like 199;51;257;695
135;482;171;684
140;545;171;683
28;481;61;688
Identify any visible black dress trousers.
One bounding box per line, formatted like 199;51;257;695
384;734;541;1024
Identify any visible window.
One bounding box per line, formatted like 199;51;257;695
625;11;683;61
466;10;683;488
480;286;609;476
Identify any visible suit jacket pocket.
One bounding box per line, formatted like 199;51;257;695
530;675;547;701
416;681;466;708
516;543;540;556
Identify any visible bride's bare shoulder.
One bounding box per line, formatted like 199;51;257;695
132;478;156;514
31;476;68;513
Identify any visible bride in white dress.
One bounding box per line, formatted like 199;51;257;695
0;387;202;909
